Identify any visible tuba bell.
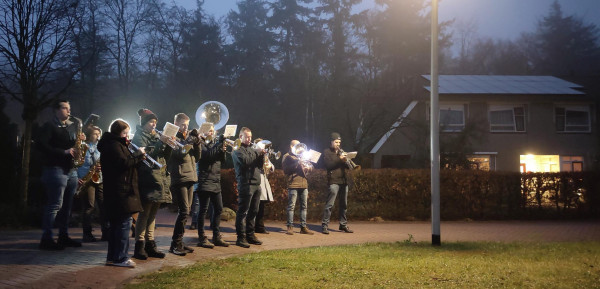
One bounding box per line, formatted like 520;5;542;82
195;101;229;131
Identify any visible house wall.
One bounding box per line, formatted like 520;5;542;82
373;94;598;172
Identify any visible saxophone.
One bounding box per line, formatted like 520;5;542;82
78;161;102;194
70;116;88;167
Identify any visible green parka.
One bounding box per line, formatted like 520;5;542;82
132;126;172;204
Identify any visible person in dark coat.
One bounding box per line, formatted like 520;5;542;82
131;108;172;260
98;119;145;268
321;132;354;234
232;127;266;248
37;99;83;250
167;113;200;256
196;123;229;248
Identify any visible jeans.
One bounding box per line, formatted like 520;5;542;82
235;185;261;238
322;184;348;227
81;182;108;235
135;202;160;241
287;188;309;227
196;191;224;238
41;166;78;240
171;182;194;243
107;215;133;263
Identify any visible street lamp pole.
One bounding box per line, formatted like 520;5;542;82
430;0;441;246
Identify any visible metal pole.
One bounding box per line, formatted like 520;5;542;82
430;0;441;246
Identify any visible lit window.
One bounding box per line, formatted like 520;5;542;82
489;105;526;132
467;154;492;171
555;105;590;133
520;155;560;173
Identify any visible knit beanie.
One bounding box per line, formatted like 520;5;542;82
138;108;158;125
330;132;341;141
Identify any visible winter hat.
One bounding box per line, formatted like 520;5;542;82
330;132;341;141
138;108;158;125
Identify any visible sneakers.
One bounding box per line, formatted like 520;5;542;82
322;225;329;235
197;236;215;249
236;237;250;248
246;234;262;245
39;238;65;250
169;242;187;256
339;225;354;233
213;235;229;247
300;227;314;235
286;226;294;235
109;258;136;268
57;236;82;247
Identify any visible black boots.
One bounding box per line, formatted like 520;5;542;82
246;234;262;245
169;241;187;256
236;236;250;248
57;235;82;247
39;238;64;250
133;240;148;260
145;240;165;258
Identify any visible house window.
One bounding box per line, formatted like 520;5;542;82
555;105;591;133
520;155;560;173
560;156;584;172
439;104;465;132
489;105;526;132
467;154;495;171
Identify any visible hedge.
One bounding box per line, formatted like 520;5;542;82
219;169;599;221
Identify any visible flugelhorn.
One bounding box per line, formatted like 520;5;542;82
338;148;361;170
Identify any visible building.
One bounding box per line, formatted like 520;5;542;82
370;75;598;172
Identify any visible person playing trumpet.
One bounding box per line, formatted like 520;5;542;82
195;123;230;248
253;138;275;235
321;132;354;234
131;108;172;260
232;127;266;248
282;140;314;235
167;113;200;256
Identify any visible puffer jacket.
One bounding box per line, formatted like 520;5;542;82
197;139;226;193
132;126;172;204
97;132;144;218
167;131;200;185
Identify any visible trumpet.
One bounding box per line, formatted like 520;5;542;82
127;141;163;169
153;129;193;153
338;148;361;170
224;138;242;150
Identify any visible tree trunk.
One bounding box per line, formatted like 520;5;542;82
18;119;33;209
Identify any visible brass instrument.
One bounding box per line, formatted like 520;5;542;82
78;161;102;194
153;129;193;153
292;142;314;174
127;141;164;169
70;116;88;167
253;140;278;176
195;101;229;130
338;148;361;170
225;138;242;150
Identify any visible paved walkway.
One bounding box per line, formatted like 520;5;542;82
1;209;599;289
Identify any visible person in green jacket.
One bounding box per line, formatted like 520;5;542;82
131;108;172;260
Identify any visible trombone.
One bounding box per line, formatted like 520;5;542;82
127;141;163;169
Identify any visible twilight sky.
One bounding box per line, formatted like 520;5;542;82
182;0;600;42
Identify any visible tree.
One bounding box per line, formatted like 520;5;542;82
529;0;600;76
0;0;79;208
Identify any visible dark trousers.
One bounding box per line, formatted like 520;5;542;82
196;190;223;238
255;200;268;231
171;182;195;244
81;182;108;235
107;215;133;263
235;185;261;238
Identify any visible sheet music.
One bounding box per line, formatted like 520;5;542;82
162;122;179;138
224;125;238;137
307;149;321;163
346;151;357;159
199;122;214;135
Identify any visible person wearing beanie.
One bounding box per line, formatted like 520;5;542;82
321;132;354;234
131;108;172;260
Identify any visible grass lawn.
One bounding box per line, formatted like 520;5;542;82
126;241;600;289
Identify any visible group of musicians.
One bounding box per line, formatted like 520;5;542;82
37;99;355;268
